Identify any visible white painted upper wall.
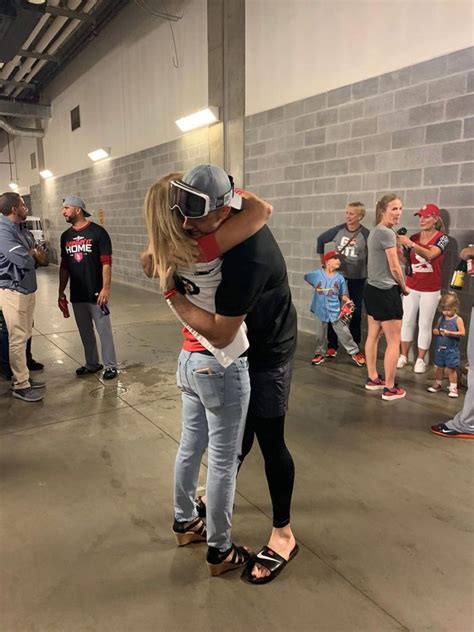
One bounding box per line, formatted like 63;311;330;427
246;0;474;115
4;0;474;194
1;0;208;192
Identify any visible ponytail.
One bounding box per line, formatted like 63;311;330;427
375;193;400;225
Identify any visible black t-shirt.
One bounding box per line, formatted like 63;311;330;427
215;225;297;371
60;222;112;303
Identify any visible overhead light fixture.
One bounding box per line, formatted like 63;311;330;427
40;169;53;179
28;1;47;4
9;182;19;191
88;148;110;162
175;107;219;132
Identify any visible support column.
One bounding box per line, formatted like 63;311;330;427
207;0;245;185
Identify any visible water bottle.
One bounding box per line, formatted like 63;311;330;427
450;260;468;290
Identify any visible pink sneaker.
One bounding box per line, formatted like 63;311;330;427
382;386;406;401
365;375;385;390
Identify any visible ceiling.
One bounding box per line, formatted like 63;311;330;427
0;0;130;121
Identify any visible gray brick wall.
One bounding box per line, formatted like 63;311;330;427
31;47;473;338
245;47;474;333
31;129;209;292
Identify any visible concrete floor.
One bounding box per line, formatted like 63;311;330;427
1;266;472;632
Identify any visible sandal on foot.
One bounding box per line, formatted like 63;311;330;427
207;543;251;577
173;517;207;546
241;543;299;585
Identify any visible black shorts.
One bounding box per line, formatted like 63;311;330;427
364;284;403;321
248;358;294;418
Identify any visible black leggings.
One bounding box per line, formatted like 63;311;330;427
239;412;295;529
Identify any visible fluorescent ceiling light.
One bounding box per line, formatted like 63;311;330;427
175;107;219;132
9;182;19;191
88;148;110;162
40;169;53;179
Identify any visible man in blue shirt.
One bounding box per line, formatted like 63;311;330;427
0;192;46;402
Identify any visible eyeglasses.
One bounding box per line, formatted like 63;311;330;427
169;179;232;219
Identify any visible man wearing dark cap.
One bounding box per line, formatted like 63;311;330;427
58;195;118;380
0;192;46;401
164;164;298;584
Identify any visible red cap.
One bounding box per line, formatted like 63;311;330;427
415;203;440;218
323;250;340;264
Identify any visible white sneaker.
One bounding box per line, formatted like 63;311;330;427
397;355;408;369
448;386;459;398
414;358;426;374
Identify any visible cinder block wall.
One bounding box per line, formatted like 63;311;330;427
32;47;473;333
245;47;474;333
32;129;209;291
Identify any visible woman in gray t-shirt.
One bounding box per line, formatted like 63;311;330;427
364;194;409;401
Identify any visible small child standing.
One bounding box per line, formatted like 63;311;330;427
304;251;366;367
427;292;465;398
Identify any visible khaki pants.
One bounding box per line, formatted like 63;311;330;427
0;289;35;389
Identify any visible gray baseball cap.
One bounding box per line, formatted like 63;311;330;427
63;195;91;217
182;165;236;210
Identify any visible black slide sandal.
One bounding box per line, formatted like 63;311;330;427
241;544;299;585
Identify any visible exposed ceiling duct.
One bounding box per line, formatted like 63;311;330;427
0;1;47;63
0;115;44;137
0;0;130;102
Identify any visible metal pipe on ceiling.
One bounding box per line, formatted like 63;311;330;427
0;116;45;138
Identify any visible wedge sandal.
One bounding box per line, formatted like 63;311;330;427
173;517;207;546
206;543;251;577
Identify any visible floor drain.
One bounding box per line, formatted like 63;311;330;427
90;385;128;399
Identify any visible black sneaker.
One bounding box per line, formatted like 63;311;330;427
27;359;44;371
103;368;118;380
76;365;103;376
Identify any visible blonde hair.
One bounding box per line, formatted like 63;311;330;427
144;172;198;290
438;292;460;313
347;201;365;219
375;193;401;225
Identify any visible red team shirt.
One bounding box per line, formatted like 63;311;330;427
406;231;449;292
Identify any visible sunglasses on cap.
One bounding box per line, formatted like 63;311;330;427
169;179;233;219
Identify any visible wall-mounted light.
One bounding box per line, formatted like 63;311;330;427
88;148;110;162
175;107;219;132
40;169;53;179
9;182;19;191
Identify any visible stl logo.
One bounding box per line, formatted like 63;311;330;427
74;252;84;263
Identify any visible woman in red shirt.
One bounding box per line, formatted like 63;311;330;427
397;204;449;373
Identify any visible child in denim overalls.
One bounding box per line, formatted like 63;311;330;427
427;292;466;398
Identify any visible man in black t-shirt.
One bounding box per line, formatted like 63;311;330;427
58;195;118;380
164;165;298;585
